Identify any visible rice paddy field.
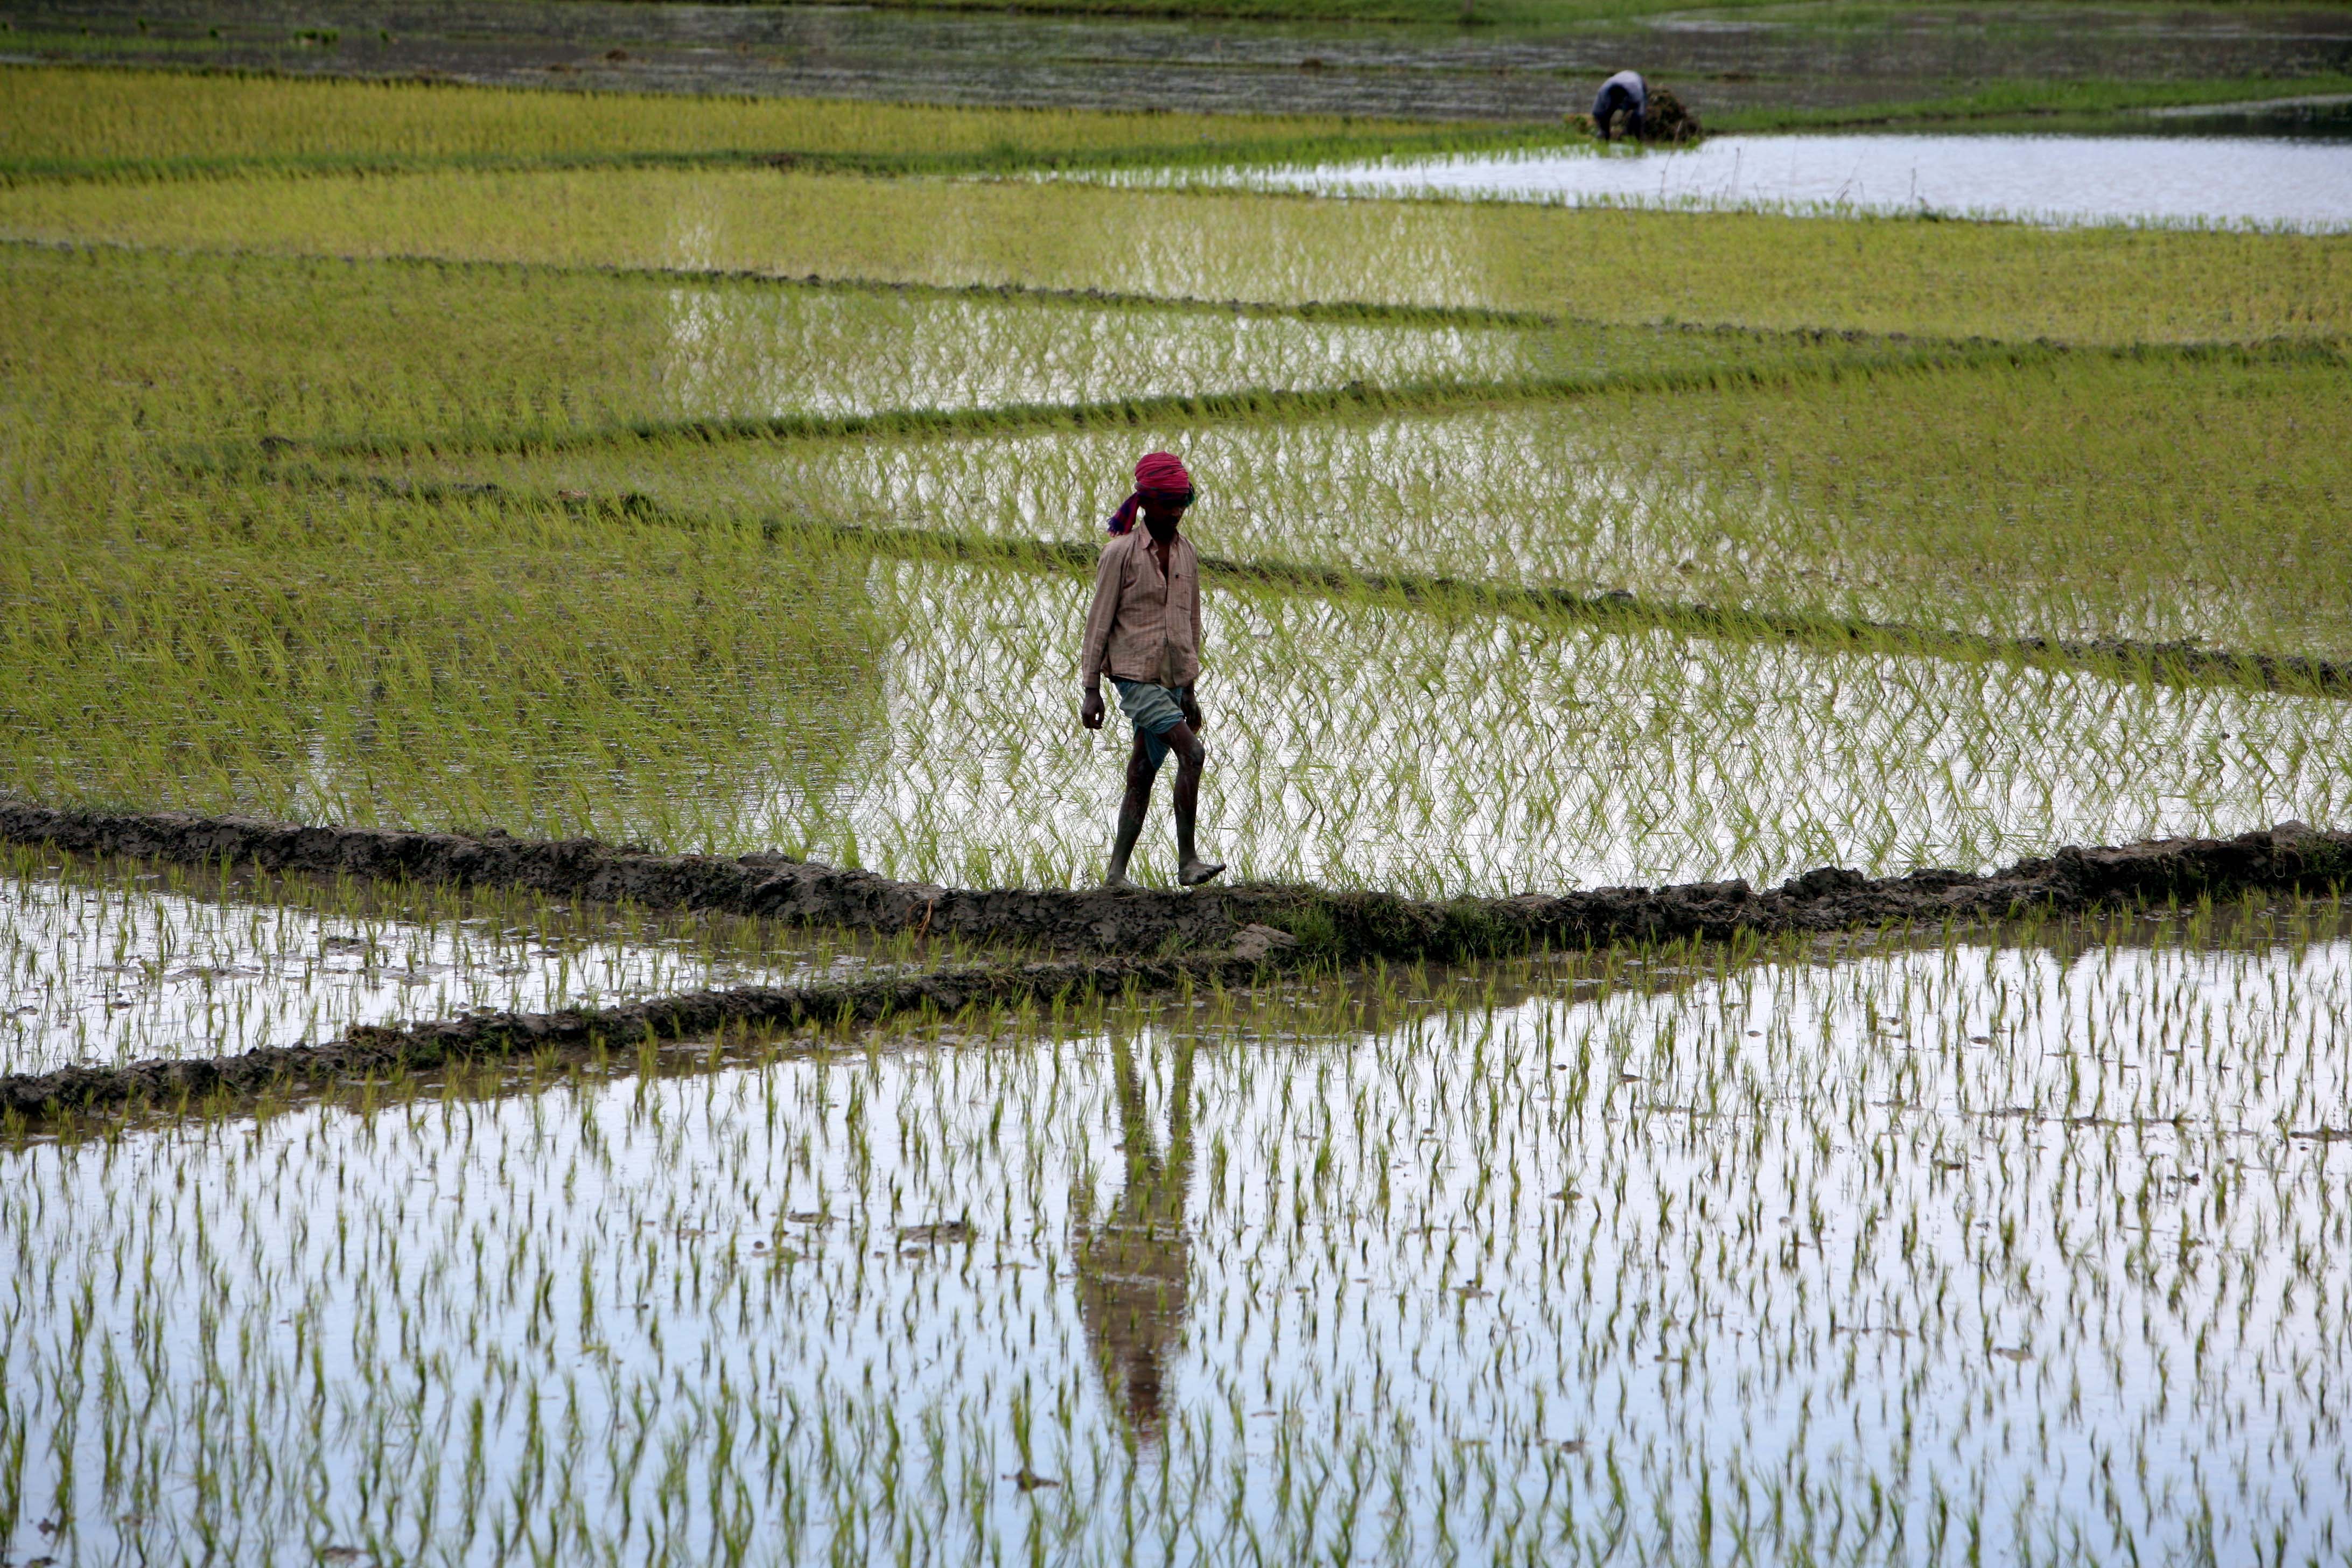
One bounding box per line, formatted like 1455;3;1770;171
6;55;2352;1567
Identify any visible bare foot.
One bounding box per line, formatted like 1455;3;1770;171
1178;858;1227;887
1102;870;1137;890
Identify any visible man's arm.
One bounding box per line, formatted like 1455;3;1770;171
1079;538;1125;726
1182;541;1205;728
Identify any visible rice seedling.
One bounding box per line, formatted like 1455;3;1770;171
6;895;2350;1562
0;62;1498;181
802;555;2352;893
12;452;2348;890
3;164;2343;344
0;481;895;854
424;340;2352;657
0;842;969;1076
6;242;1742;454
6;51;2352;1566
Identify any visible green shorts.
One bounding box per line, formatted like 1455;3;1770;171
1112;680;1187;769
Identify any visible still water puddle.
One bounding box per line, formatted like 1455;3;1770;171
1142;134;2352;230
0;851;932;1077
8;901;2351;1562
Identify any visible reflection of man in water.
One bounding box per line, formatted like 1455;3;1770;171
1593;69;1647;140
1073;1034;1195;1443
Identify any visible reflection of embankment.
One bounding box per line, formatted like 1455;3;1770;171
1074;1032;1195;1444
0;926;1298;1118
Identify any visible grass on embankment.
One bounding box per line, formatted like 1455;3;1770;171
4;163;2342;345
0;63;1546;183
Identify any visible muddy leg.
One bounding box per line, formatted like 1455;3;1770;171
1104;731;1161;888
1164;722;1224;887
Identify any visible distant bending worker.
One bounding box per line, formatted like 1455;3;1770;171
1593;68;1647;139
1079;451;1225;889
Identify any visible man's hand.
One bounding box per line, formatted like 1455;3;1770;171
1180;688;1204;732
1081;687;1105;730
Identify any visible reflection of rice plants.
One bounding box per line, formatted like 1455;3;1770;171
0;844;975;1075
10;903;2352;1562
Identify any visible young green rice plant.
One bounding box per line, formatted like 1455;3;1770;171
0;479;895;855
426;339;2352;658
11;485;2349;891
8;241;1759;454
3;165;2343;344
6;896;2350;1562
0;63;1493;181
593;550;2352;893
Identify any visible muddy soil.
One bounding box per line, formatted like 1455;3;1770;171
8;800;2349;968
12;0;2352;126
0;923;1300;1117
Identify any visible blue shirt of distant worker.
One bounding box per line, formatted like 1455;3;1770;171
1594;69;1647;139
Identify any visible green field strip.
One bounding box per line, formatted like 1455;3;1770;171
1709;72;2352;135
8;162;2343;346
281;462;2352;704
236;332;2340;465
257;335;2000;464
0;61;1562;188
0;121;1574;187
706;513;2352;705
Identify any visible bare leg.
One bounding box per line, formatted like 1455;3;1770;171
1104;731;1161;888
1164;722;1224;887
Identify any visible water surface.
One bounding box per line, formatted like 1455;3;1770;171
1177;134;2352;229
9;906;2351;1563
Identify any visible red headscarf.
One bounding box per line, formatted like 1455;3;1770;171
1106;452;1194;535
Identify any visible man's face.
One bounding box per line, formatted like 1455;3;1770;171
1141;495;1192;536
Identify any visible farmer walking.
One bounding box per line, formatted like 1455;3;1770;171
1079;452;1225;888
1593;68;1647;139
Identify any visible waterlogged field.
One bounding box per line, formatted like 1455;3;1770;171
414;345;2352;655
9;245;1668;450
811;557;2352;892
0;846;954;1077
10;901;2352;1563
5;165;2348;345
6;63;2352;1568
14;515;2352;890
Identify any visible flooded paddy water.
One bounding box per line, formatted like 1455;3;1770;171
1141;134;2352;230
0;848;957;1077
8;897;2352;1563
796;557;2352;894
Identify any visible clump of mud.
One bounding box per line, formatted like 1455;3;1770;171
1570;85;1704;144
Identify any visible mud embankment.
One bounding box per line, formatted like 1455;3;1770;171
0;924;1300;1118
8;800;2350;964
8;800;2349;1118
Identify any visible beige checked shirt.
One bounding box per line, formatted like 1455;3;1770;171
1080;528;1202;691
